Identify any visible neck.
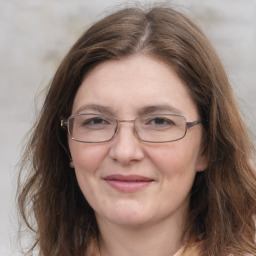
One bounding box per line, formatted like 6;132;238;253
96;213;186;256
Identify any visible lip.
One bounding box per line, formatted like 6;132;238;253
103;174;154;192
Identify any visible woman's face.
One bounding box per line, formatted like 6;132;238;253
68;55;207;228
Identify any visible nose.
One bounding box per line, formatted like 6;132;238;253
109;122;145;166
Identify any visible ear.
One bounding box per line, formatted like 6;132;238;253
195;151;208;172
69;160;75;168
67;135;75;168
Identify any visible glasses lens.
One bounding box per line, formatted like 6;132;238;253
68;114;117;142
135;114;187;142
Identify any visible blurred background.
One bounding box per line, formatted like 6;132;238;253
1;0;255;255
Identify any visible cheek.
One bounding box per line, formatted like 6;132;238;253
146;141;200;177
69;141;109;174
68;142;109;205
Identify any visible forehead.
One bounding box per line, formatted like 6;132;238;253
72;55;198;119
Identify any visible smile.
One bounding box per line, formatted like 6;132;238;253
103;174;155;192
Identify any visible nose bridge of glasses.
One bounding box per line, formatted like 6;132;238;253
118;119;136;124
116;119;137;133
114;119;139;139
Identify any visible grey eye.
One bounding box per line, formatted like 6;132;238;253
146;117;174;126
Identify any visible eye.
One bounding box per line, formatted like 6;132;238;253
86;118;107;125
145;117;175;127
75;115;114;130
83;117;111;126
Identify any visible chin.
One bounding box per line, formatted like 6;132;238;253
96;201;154;227
107;213;152;227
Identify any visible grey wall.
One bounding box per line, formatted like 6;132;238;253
1;0;255;254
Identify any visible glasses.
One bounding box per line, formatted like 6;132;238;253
61;113;202;143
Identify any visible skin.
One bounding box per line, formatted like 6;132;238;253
68;55;207;256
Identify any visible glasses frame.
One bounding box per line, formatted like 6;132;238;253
61;113;202;143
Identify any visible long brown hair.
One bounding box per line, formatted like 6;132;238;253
18;6;256;256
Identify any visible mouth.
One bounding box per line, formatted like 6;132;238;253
103;174;155;192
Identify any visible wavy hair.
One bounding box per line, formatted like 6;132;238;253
18;6;256;256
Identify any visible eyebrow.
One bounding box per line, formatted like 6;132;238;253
137;105;184;116
74;104;183;116
75;104;114;115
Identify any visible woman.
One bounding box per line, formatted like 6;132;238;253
18;6;256;256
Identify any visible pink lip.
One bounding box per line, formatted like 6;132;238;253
103;174;154;192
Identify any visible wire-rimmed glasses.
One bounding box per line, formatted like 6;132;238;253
61;113;202;143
